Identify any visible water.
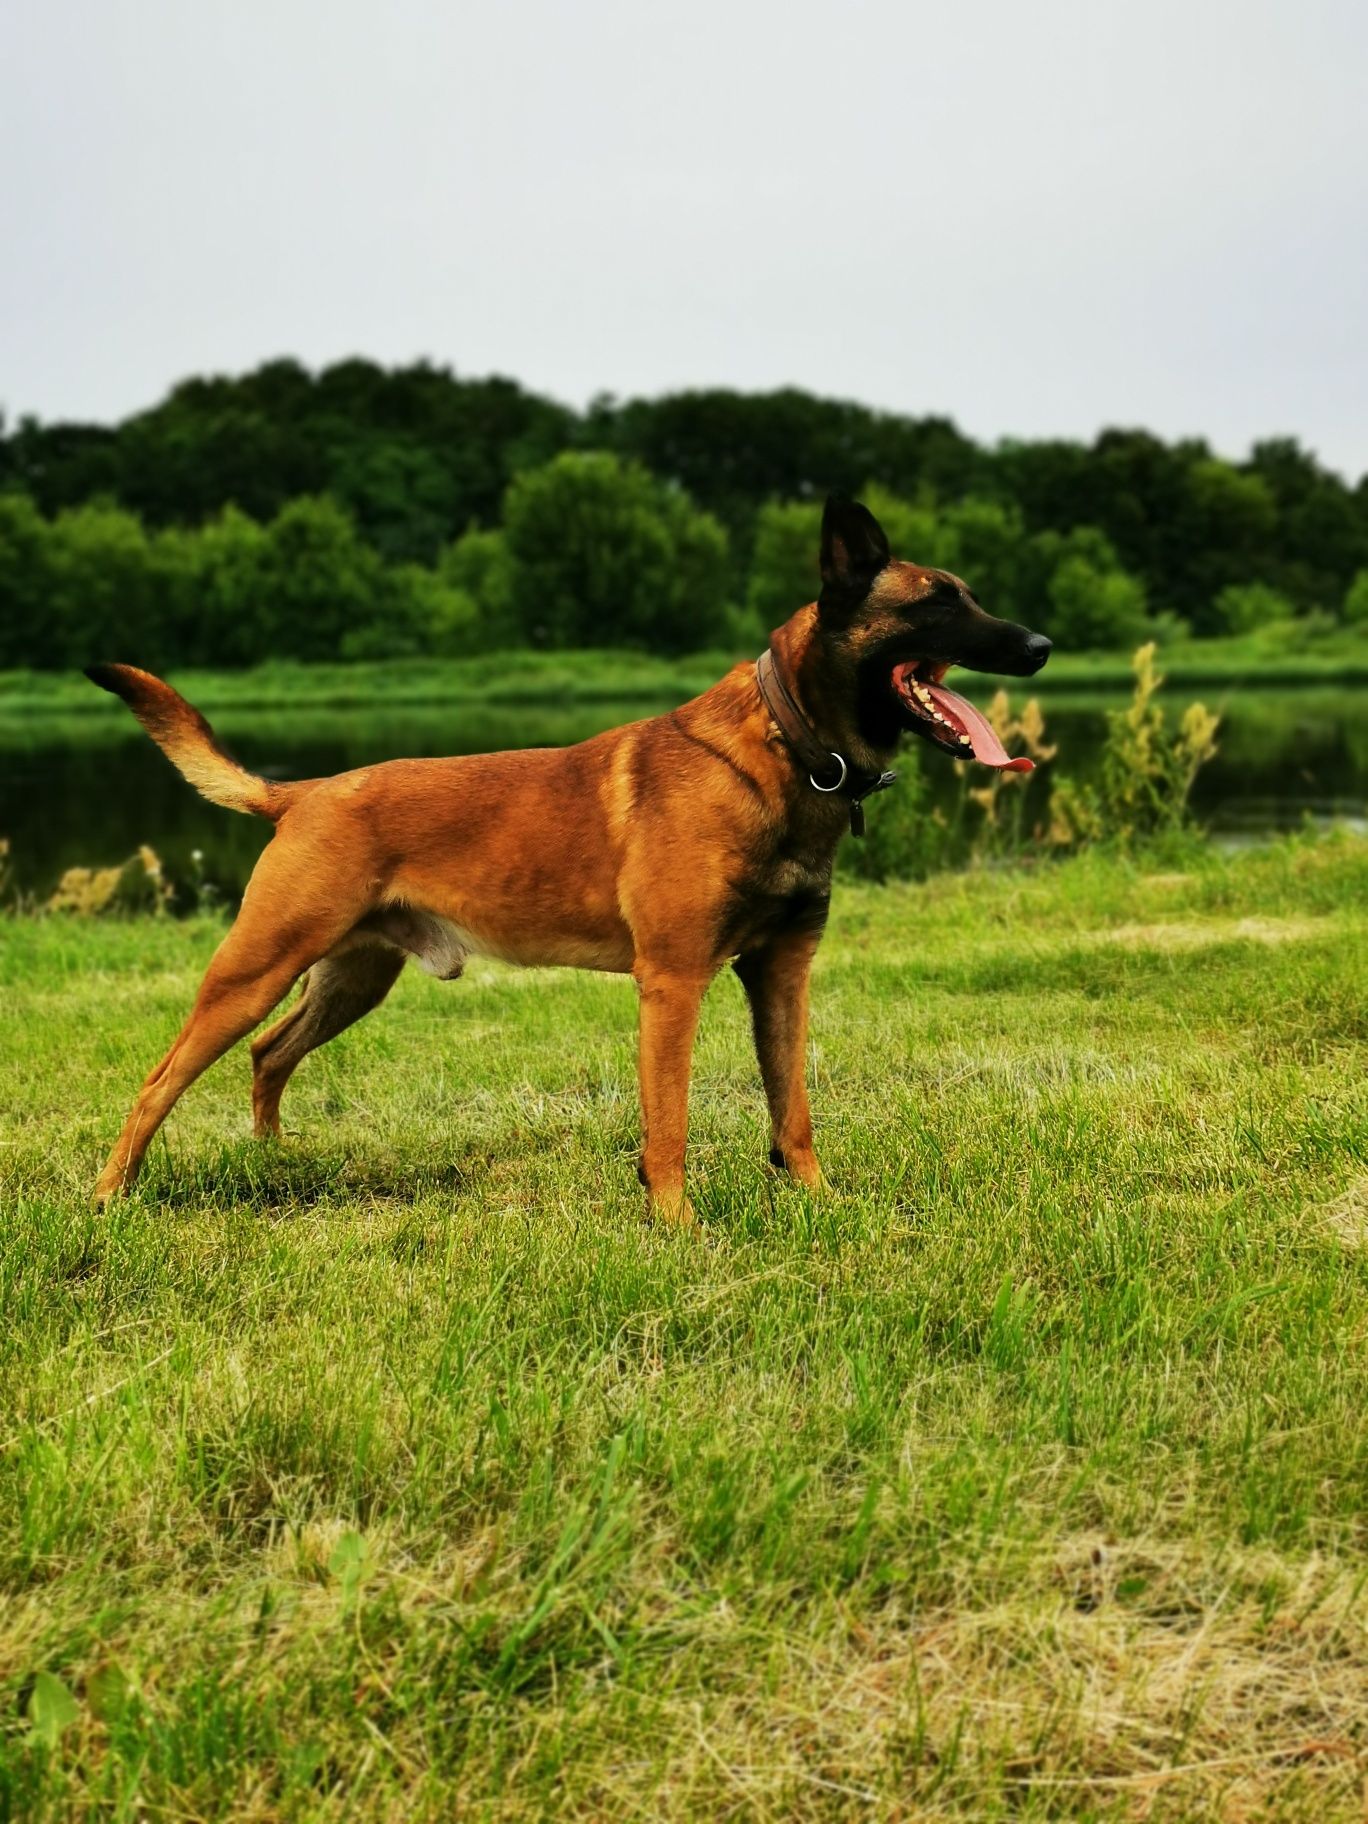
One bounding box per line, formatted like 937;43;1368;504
1;684;1363;898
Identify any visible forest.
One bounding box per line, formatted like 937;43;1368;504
2;358;1367;669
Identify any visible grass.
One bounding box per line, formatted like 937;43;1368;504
1;623;1365;721
2;833;1367;1819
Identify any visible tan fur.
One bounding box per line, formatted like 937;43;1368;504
86;665;291;818
88;636;842;1220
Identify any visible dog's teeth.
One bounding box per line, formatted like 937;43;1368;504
958;733;971;745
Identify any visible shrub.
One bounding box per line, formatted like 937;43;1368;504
1044;541;1151;650
838;748;951;883
1344;569;1368;628
440;526;519;647
341;568;481;660
1210;580;1295;634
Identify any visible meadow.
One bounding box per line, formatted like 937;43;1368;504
2;831;1367;1818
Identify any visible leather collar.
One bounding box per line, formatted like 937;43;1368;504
755;640;896;837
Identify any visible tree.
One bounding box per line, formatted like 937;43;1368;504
257;497;387;662
745;500;822;630
0;493;60;667
43;501;170;667
328;439;460;565
1344;570;1368;627
501;454;731;651
938;498;1028;618
1176;460;1277;631
857;486;945;568
167;506;271;666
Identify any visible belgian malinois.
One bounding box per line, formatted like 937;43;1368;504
88;494;1051;1220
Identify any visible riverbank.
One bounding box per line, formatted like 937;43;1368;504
1;627;1364;719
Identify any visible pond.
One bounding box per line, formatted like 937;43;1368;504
1;682;1364;899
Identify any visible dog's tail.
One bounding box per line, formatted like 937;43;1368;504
85;663;290;820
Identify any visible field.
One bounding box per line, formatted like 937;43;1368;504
3;834;1368;1818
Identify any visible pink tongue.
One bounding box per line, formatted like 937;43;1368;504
927;683;1035;772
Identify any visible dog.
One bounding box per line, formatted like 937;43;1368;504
87;493;1051;1220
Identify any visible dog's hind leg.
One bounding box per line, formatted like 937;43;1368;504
733;931;826;1191
250;942;404;1139
93;849;372;1206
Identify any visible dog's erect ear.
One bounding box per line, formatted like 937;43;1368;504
819;493;890;617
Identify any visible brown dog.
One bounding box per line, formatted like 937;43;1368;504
88;494;1050;1220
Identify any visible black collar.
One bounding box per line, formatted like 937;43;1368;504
755;641;896;838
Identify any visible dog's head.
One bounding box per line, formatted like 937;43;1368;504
814;493;1052;769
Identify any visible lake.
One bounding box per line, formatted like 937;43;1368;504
1;682;1364;898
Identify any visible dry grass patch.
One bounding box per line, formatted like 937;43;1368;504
1319;1179;1368;1249
1091;916;1328;952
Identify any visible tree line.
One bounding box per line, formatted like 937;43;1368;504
2;357;1366;670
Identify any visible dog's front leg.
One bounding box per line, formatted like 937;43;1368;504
733;932;826;1191
634;964;711;1224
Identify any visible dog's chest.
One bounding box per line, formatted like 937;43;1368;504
724;850;833;955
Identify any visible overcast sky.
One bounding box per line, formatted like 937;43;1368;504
3;0;1365;479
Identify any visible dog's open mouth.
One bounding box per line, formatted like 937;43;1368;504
891;661;1035;771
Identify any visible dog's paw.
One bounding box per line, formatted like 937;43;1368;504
646;1186;698;1228
768;1146;828;1193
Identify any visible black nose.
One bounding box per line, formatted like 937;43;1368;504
1022;632;1052;674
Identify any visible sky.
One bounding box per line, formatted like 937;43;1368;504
3;0;1366;480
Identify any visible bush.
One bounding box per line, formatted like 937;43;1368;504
440;526;518;648
842;691;1058;881
341;568;481;660
1344;569;1368;628
838;748;948;882
501;453;732;652
1210;580;1295;634
1044;537;1151;650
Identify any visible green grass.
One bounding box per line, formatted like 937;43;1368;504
2;834;1367;1818
1;623;1365;721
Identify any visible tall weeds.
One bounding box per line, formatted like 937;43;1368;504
1048;643;1220;850
846;643;1220;881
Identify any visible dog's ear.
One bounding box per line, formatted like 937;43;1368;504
819;493;890;619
